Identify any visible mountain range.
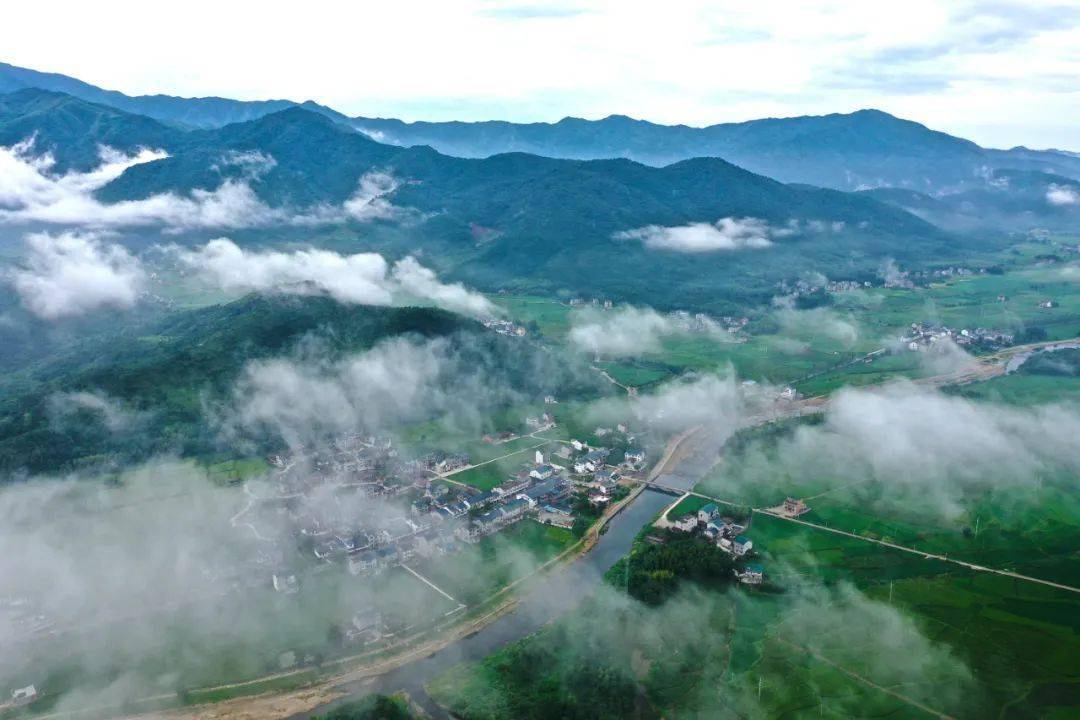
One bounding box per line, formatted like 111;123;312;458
0;86;960;310
1;60;1076;312
4;60;1078;192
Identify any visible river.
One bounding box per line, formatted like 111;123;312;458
1003;341;1080;374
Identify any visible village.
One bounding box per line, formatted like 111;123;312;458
777;264;988;300
900;320;1015;351
248;413;651;644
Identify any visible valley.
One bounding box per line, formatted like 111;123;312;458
1;27;1080;719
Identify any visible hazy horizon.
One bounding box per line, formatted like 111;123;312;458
2;0;1078;150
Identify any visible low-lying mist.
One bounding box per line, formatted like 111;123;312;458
703;380;1080;519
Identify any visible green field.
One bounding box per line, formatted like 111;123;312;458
430;510;1080;719
493;250;1080;396
204;456;270;483
748;513;1080;718
411;520;575;606
448;444;550;491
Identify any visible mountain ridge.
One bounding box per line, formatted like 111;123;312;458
0;89;957;311
3;60;1077;192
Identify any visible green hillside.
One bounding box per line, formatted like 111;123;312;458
0;88;184;171
0;296;470;473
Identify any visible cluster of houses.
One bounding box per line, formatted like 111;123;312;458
259;415;648;584
777;496;810;518
524;413;556;431
480;317;527;337
225;409;650;650
668;310;750;337
569;298;614;308
924;266;979;279
901;321;1014;351
671;502;764;585
777;265;987;300
777;277;873;298
417;451;470;474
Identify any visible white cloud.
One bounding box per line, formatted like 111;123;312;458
587;370;776;443
214;149;277;177
614;217;774;252
228;338;445;447
919;336;979;376
47;391;146;433
774;584;973;711
776;381;1080;516
391;255;497;316
174;238;393;304
0;141;409;231
0;138;167;211
343;171;404;221
626;373;745;434
568;306;675;356
9;231;145;319
772;295;860;349
174;238;495;316
568;305;735;357
223;335;533;448
1046;184;1079;206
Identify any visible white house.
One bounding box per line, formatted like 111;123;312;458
737;565;765;585
12;686;37;705
530;464;557;480
732;536;753;557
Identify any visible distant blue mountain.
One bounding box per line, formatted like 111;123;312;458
349;110;1080;192
0;61;346;130
861;168;1080;232
2;60;1077;192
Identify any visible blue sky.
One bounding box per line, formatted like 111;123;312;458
3;0;1078;148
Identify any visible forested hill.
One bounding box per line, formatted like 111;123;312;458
0;295;607;475
0;88;184;171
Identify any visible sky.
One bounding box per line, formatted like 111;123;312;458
2;0;1079;149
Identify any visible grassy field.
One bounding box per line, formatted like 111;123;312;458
204;456;270;484
429;510;1080;719
746;513;1080;719
448;444;550;491
696;441;1080;588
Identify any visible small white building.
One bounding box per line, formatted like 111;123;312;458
731;536;753;557
737;565;765;585
11;685;38;705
